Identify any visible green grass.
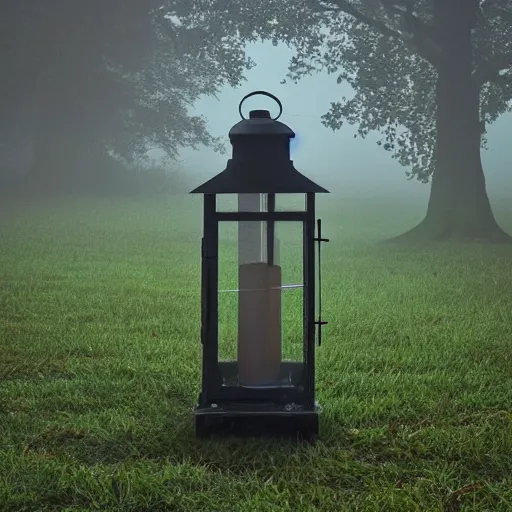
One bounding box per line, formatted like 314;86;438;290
1;194;512;511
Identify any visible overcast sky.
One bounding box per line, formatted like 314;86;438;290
173;41;512;199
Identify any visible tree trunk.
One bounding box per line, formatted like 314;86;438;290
385;0;512;245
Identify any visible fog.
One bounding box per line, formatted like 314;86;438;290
169;41;512;201
1;15;511;209
2;6;512;500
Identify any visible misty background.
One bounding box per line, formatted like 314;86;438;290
1;37;510;201
169;41;512;200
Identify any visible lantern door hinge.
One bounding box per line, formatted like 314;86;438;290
314;219;329;347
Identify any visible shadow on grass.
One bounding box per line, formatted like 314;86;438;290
21;400;441;475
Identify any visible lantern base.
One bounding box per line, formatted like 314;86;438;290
194;402;320;441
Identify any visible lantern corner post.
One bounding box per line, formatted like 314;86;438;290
197;193;221;410
304;192;318;409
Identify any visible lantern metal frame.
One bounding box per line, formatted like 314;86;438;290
190;91;329;440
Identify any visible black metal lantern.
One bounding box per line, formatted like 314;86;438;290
190;91;329;440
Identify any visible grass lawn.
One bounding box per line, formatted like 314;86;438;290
1;193;511;511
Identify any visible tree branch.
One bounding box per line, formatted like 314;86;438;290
494;5;512;23
312;0;404;38
399;8;445;68
479;0;493;13
311;0;444;68
473;52;512;87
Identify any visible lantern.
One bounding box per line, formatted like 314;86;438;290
190;91;329;440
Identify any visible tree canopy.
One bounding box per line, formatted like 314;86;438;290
193;0;512;183
3;0;511;198
0;0;254;188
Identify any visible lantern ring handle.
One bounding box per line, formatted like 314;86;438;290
238;90;283;121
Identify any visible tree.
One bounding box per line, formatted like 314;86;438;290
197;0;512;243
0;1;254;193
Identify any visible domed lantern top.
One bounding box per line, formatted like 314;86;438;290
190;91;328;194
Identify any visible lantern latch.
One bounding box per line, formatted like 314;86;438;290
314;219;329;347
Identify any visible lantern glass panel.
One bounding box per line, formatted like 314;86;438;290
274;194;306;211
217;218;304;387
216;193;274;212
215;194;307;212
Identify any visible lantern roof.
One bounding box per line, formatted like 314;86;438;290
190;160;328;194
228;109;295;137
190;91;329;195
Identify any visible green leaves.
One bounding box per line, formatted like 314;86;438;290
196;0;512;183
4;0;511;184
0;0;255;174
